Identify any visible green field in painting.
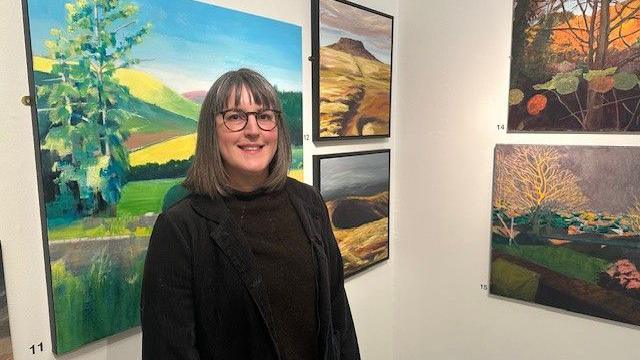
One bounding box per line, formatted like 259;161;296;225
48;178;182;240
46;216;150;241
52;252;145;354
493;244;609;284
117;178;184;216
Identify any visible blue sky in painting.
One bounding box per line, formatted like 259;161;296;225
26;0;302;92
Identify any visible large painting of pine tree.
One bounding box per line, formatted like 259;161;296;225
22;0;302;353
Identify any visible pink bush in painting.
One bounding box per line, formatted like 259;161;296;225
605;259;640;290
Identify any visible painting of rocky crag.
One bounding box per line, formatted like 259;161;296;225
22;0;302;354
508;0;640;132
314;150;390;277
314;0;393;139
491;144;640;326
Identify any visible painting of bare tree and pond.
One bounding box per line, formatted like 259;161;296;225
314;150;390;277
22;0;302;354
491;144;640;326
508;0;640;132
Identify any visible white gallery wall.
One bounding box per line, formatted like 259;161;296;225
393;0;640;359
6;0;640;359
0;0;396;359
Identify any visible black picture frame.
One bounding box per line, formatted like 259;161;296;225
313;149;391;278
311;0;394;141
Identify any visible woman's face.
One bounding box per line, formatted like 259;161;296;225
216;86;278;187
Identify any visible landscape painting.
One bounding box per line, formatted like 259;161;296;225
508;0;640;132
314;150;390;277
312;0;393;140
21;0;302;354
0;246;14;360
491;144;640;326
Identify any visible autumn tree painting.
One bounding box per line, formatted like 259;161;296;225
491;144;640;327
493;146;588;243
509;0;640;131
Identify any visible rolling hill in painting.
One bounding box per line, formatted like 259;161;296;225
33;56;198;151
319;39;391;137
327;191;389;275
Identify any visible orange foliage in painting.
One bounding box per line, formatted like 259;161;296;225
527;94;548;115
493;146;588;214
551;1;640;56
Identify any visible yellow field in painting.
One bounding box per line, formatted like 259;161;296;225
334;217;388;274
288;169;303;182
129;133;304;182
326;191;389;274
129;133;196;166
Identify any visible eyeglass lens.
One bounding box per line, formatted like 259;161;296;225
222;110;278;131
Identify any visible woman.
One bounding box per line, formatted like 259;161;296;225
141;68;360;360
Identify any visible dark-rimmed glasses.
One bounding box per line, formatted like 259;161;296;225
218;109;280;132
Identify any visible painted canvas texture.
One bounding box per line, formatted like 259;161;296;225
23;0;302;354
317;0;392;138
316;151;390;277
0;247;14;360
491;144;640;326
508;1;640;132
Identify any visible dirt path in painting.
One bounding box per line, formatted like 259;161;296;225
339;85;366;135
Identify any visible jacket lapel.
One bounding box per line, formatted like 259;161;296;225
285;183;334;359
285;184;323;249
190;194;280;357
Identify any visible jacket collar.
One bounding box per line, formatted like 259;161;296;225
189;193;230;223
188;178;320;224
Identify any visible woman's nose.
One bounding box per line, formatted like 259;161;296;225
243;115;260;135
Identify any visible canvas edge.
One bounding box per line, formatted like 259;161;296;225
18;0;61;354
311;0;321;142
488;144;501;296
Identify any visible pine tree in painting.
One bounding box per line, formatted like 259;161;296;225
38;0;151;215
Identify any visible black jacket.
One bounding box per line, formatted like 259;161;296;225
141;178;360;359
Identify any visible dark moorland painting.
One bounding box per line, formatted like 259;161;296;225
22;0;302;353
491;144;640;326
314;150;390;277
508;0;640;132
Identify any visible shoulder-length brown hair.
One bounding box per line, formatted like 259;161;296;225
183;68;292;197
